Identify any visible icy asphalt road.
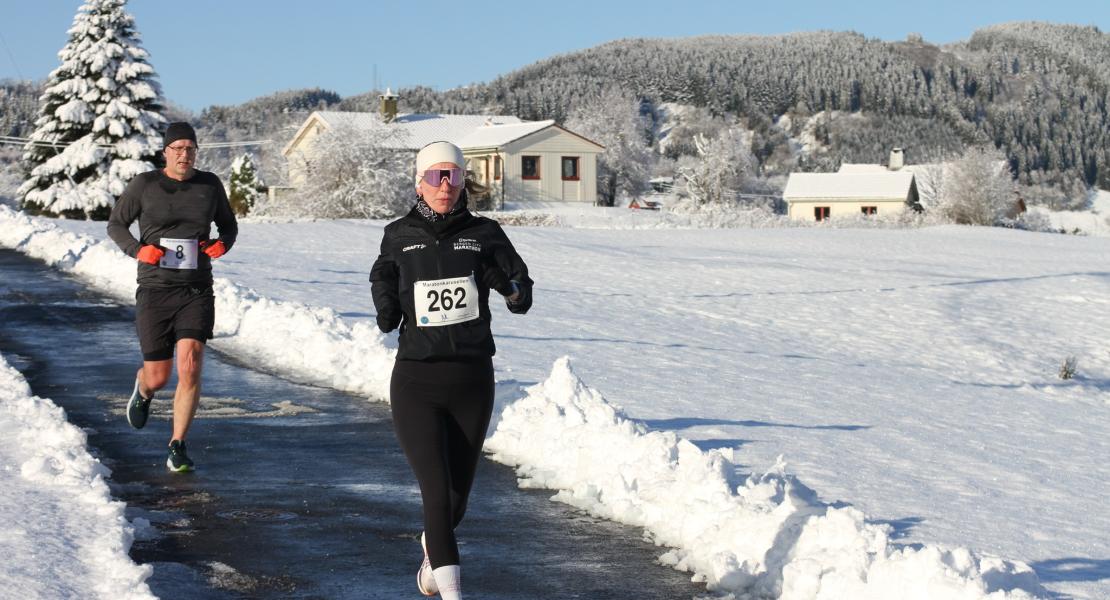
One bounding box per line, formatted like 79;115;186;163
0;249;705;600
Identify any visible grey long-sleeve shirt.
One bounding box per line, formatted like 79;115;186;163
107;169;238;288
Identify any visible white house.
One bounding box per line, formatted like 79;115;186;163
783;149;920;221
280;92;604;206
783;171;919;221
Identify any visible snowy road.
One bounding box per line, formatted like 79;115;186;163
0;248;704;599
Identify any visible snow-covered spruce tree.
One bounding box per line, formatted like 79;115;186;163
676;129;755;206
18;0;165;220
278;121;411;219
565;87;654;206
940;146;1016;226
228;152;264;215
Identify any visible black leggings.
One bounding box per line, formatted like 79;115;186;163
390;357;495;568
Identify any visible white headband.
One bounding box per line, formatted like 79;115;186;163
415;141;464;185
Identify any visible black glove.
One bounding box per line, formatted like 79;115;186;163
376;311;401;333
506;280;531;313
481;265;515;297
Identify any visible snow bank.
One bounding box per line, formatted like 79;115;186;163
486;358;1046;600
0;206;394;400
0;353;155;599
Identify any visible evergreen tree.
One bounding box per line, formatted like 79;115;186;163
228;152;264;215
18;0;165;219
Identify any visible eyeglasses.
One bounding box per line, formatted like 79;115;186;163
166;144;197;155
421;167;463;187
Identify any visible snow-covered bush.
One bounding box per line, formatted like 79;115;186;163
18;0;165;220
934;146;1016;226
566;87;655;206
261;121;411;219
1059;356;1078;380
676;129;756;206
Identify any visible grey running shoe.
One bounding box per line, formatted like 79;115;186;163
126;378;152;429
166;440;195;473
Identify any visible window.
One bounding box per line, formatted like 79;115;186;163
861;206;877;215
494;156;502;180
522;156;540;180
561;156;580;181
814;206;830;221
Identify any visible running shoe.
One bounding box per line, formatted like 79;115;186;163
166;440;195;473
418;532;437;596
417;557;437;596
126;378;152;429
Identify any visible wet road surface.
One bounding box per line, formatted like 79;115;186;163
0;249;706;599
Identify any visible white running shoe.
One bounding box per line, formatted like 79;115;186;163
417;556;437;596
417;533;438;596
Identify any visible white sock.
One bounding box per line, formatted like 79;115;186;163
432;565;462;600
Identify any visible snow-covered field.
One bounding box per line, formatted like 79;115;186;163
2;204;1109;599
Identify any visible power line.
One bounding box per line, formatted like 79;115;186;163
0;135;272;149
0;28;24;80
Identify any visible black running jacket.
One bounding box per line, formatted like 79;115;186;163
370;206;532;361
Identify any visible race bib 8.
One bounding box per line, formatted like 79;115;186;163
159;238;198;270
414;274;479;327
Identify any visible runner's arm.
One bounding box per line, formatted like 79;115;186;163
488;223;533;314
370;236;402;333
211;180;238;252
106;177;145;257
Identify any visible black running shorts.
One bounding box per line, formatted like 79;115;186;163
135;285;215;361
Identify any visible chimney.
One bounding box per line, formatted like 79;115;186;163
888;148;904;171
379;87;398;123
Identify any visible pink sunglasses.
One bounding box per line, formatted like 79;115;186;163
421;167;464;187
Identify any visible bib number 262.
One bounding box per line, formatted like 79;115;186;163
415;275;479;327
427;287;467;312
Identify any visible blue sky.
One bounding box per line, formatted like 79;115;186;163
1;0;1106;113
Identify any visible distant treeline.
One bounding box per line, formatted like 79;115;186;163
4;22;1108;194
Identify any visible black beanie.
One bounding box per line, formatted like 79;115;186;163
163;122;197;148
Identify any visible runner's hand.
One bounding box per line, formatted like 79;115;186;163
200;239;226;259
481;264;514;297
136;245;164;265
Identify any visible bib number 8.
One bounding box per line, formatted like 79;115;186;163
426;287;468;312
158;237;198;270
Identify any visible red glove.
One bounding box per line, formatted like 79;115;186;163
136;244;164;265
200;239;226;259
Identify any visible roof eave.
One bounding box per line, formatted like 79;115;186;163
282;111;329;157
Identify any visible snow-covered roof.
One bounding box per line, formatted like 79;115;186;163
838;163;894;173
839;163;940;175
783;172;916;201
454;120;556;150
313;111;523;150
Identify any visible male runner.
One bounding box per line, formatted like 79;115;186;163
107;122;237;472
